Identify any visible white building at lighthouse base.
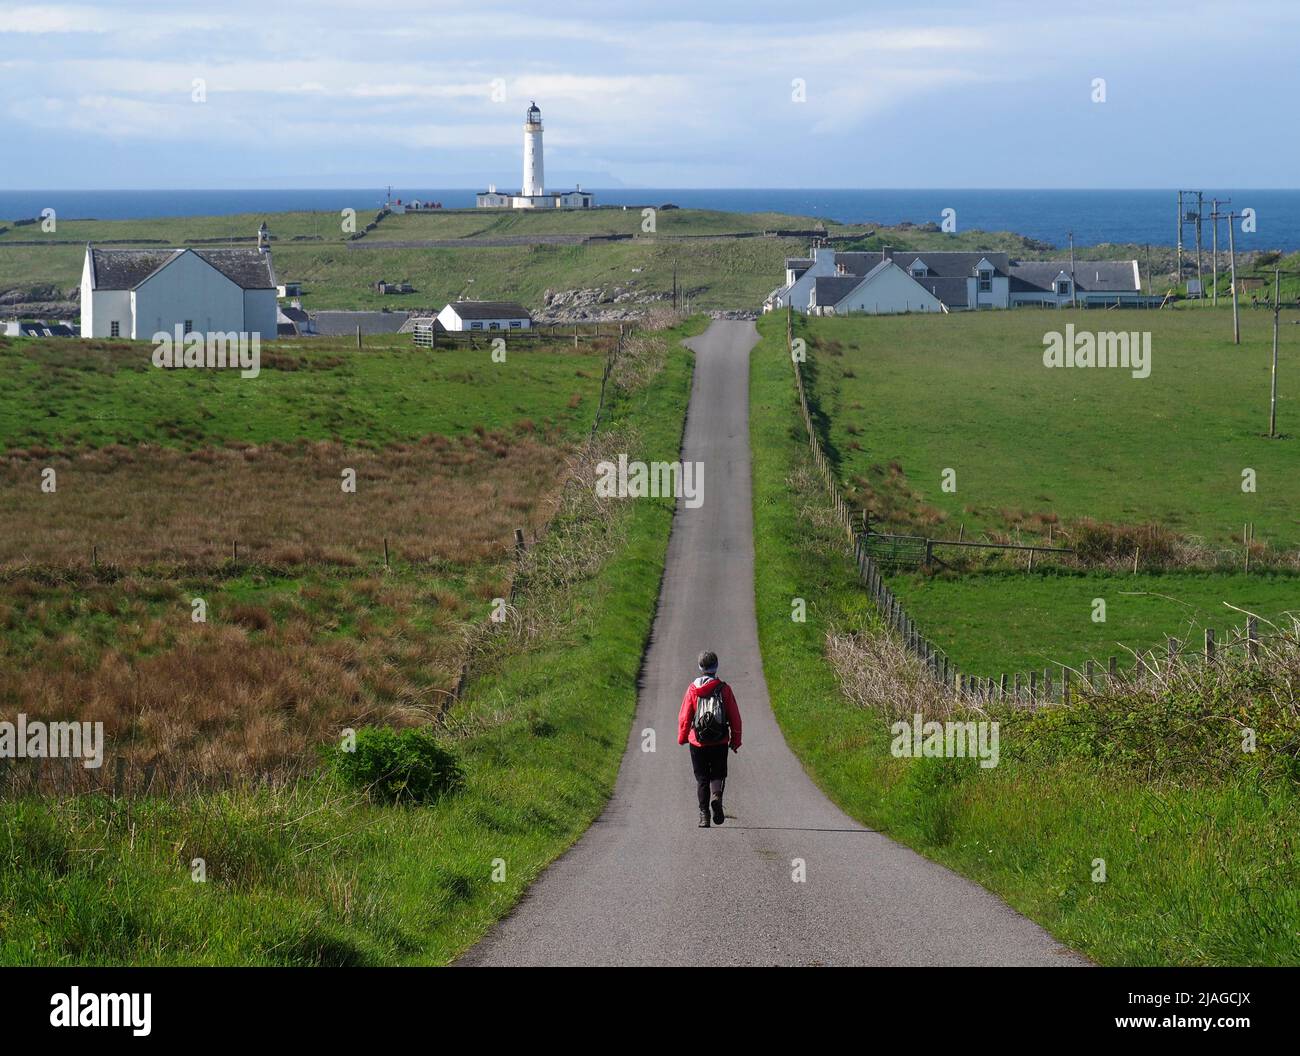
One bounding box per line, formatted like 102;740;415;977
476;184;594;210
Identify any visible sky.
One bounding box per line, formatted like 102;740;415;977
1;0;1297;190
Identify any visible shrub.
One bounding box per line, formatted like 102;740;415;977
1068;518;1178;564
330;727;463;804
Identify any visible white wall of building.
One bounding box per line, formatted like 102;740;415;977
824;263;944;315
436;304;531;332
243;288;278;339
522;123;544;197
778;247;839;312
131;251;245;340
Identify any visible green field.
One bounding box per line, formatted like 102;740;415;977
0;332;599;452
890;569;1300;676
0;210;368;245
798;310;1300;549
765;310;1300;674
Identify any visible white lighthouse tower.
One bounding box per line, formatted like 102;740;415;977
522;102;544;198
475;101;593;210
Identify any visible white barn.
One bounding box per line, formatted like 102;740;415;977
80;244;278;340
435;301;532;332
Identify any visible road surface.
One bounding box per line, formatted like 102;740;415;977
462;319;1084;967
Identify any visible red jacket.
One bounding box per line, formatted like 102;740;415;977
678;676;742;749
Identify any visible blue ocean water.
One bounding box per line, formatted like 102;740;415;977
1;188;1297;250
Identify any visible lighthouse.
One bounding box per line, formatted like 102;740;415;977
521;101;544;198
474;102;593;209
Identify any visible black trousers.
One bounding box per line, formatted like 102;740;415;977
689;743;729;811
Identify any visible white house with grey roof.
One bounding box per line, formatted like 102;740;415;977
80;242;278;340
1008;260;1143;307
435;300;532;332
768;244;1144;315
809;260;944;315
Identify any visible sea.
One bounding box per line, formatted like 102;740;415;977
2;188;1298;250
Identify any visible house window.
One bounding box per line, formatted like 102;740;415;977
1056;280;1071;295
110;321;120;337
183;319;194;335
489;321;501;330
509;320;522;329
911;263;927;277
470;321;483;330
978;269;993;293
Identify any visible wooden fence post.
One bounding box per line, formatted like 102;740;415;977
1085;659;1096;690
1247;617;1259;662
1108;656;1118;681
1205;627;1216;664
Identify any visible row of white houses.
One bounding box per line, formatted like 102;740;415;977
78;225;532;342
766;245;1150;315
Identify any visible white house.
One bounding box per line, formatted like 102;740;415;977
1008;260;1144;306
435;301;532;332
80;241;278;340
765;246;840;311
475;103;595;210
810;260;945;315
769;244;1146;314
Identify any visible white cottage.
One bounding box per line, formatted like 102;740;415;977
435;301;532;332
80;242;278;340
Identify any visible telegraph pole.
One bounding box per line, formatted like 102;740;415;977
1068;230;1077;308
1227;211;1240;345
1176;191;1183;282
1270;268;1280;437
1194;191;1204;302
1210;197;1230;307
1211;198;1220;307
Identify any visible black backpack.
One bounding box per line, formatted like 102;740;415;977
692;681;729;742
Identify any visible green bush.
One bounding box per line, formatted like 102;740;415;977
330;727;463;805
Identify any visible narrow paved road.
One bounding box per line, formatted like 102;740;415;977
462;320;1084;967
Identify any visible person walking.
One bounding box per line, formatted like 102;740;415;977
677;650;742;828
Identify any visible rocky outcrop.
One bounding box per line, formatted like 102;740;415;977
536;285;673;321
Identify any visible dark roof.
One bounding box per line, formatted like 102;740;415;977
914;276;970;308
88;248;180;290
812;276;865;306
785;257;813;269
279;306;310;324
11;320;76;337
311;311;410;336
829;250;1011;280
88;246;275;290
192;249;276;290
1009;260;1139;293
448;300;531;321
886;250;1011;278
